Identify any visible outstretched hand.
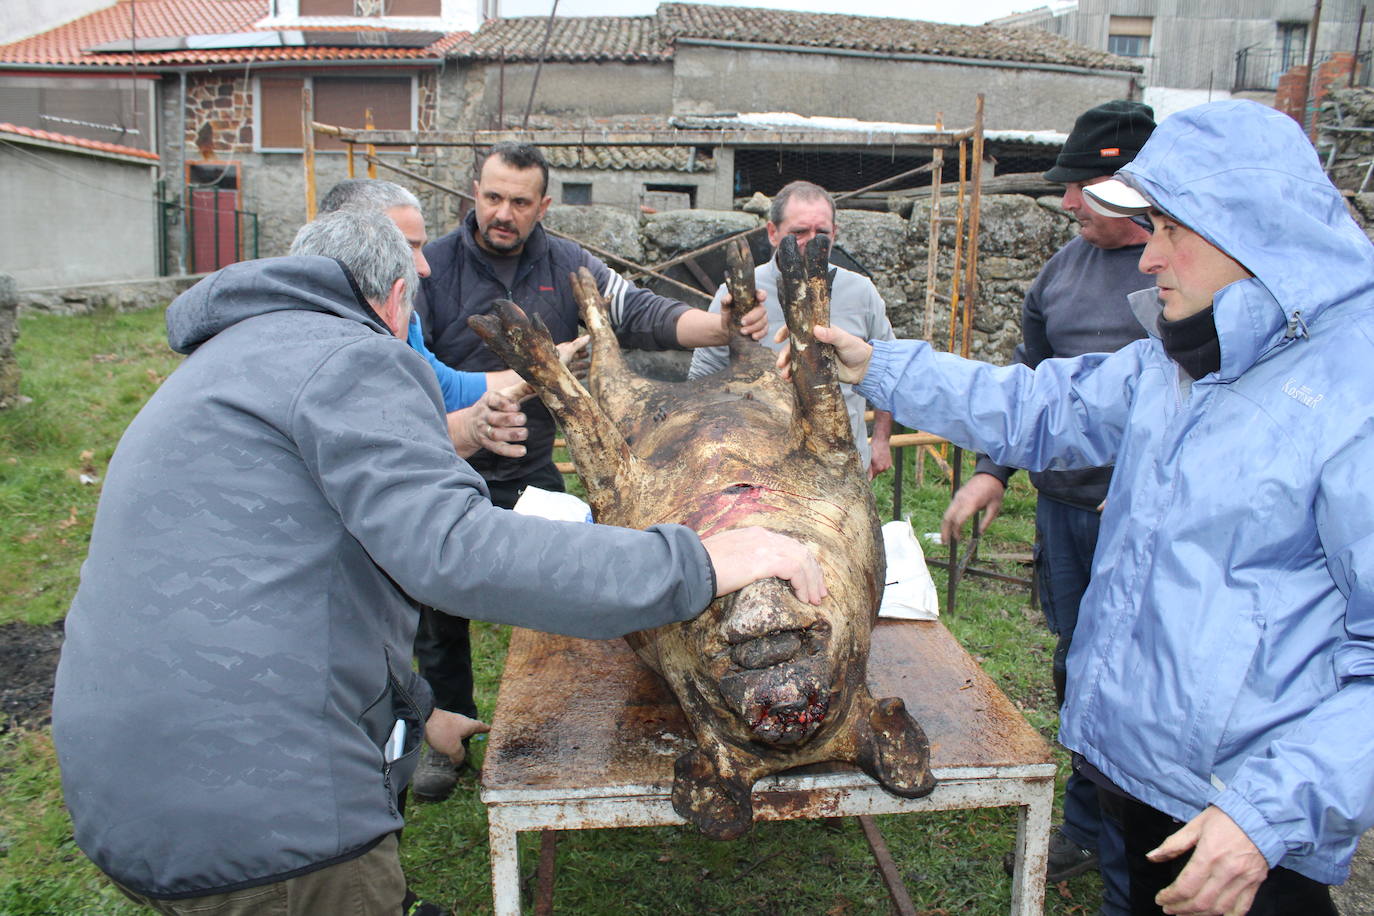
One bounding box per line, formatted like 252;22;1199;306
940;473;1006;546
701;526;828;605
425;708;491;767
1151;806;1269;916
773;323;874;384
447;381;533;458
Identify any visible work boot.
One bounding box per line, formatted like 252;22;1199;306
1046;827;1099;882
402;888;451;916
411;744;462;803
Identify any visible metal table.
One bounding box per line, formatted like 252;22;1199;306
480;619;1055;915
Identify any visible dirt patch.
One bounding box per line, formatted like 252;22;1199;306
0;621;63;732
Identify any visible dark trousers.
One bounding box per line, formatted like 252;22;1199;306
413;462;565;717
1036;496;1129;913
1097;791;1336;916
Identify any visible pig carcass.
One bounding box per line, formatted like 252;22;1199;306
469;235;935;839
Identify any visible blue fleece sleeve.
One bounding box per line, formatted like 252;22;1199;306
856;338;1141;473
406;313;485;411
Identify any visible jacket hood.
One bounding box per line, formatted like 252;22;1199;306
167;255;389;354
1119;99;1374;374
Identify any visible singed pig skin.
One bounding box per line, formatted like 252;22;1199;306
469;236;935;839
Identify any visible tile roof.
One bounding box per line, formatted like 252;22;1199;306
456;15;668;62
0;121;160;161
0;0;466;68
454;2;1137;73
656;3;1139;71
545;144;713;172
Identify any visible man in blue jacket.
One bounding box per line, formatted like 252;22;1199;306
785;100;1373;915
412;142;769;799
53;207;824;914
942;100;1156;911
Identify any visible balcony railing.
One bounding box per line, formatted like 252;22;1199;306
1234;46;1372;92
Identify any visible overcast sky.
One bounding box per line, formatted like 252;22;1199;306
495;0;1047;25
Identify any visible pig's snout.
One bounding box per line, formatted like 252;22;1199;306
731;630;802;669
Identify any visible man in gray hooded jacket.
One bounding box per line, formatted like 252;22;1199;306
51;208;823;913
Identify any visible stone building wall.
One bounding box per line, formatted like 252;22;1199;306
184;74;253;159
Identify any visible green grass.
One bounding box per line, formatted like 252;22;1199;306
0;308;1104;914
0;306;182;626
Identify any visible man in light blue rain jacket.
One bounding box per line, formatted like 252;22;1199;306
789;100;1374;915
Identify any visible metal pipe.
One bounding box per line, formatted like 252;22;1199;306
522;0;561;131
1351;6;1366;89
178;70;187;274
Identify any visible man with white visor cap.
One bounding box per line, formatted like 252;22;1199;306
788;99;1374;915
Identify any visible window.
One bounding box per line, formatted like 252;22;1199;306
256;75;414;151
1280;22;1309;72
643;183;695;211
284;0;442;16
561;182;593;205
299;0;352;13
1108;15;1152;58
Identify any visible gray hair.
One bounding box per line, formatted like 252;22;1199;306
768;180;836;227
290;208;417;309
319;178;422;215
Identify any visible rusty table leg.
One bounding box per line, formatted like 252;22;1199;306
533;830;559;916
1009;777;1053;916
489;813;521;916
857;815;917;916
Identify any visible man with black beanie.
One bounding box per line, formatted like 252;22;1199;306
941;99;1156;916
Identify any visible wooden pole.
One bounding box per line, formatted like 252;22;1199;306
961;94;985;360
923;113;945;342
365;108;377;179
946;140;967;354
1303;0;1325;139
302;86;316;221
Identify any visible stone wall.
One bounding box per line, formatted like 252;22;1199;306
0;274;18;410
15;194;1071;377
17;275;204;316
541;195;1076;370
1318;88;1374;244
185;73;253;159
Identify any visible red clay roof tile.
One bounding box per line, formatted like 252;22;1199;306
0;0;466;67
0;121;160;160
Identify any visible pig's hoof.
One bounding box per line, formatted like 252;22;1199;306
861;696;936;799
467;301;559;378
672;748;754;840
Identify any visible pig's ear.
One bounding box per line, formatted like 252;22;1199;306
853;695;936;799
774;235;857;463
671;746;755;841
467;300;637;516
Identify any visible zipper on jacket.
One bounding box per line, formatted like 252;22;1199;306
1284;309;1309;339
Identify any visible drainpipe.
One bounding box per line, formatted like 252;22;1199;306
179;70;188;275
